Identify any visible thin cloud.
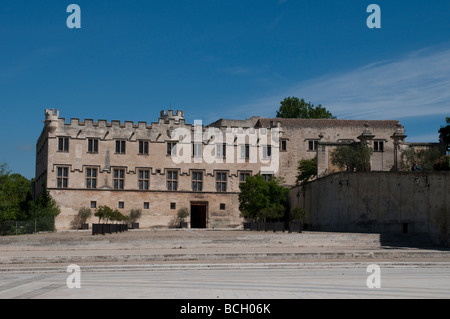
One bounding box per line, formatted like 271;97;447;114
223;45;450;121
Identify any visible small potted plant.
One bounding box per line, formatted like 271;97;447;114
77;207;92;230
289;206;307;233
177;207;189;228
128;209;142;229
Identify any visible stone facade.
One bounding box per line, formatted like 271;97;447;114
36;109;425;230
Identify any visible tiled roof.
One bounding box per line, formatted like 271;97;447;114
256;118;401;128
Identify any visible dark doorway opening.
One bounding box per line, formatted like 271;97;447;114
190;202;208;228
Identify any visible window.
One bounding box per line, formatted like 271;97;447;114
262;145;272;159
118;201;124;209
86;168;98;189
193;143;202;158
216;172;227;192
281;140;287;151
138;169;150;190
239;172;251;183
262;174;273;182
90;201;97;209
167;142;177;156
192;171;203;192
308;140;319;151
167;170;178;191
170;202;176;210
58;137;69;152
87;138;99;153
216;143;226;159
240;144;250;159
139;141;149;155
57;167;69;188
143;202;149;209
115;140;126;154
113;169;125;190
374;140;384;152
220;203;226;210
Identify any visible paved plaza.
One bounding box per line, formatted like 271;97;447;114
0;229;449;299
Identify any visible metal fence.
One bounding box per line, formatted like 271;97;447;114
0;217;55;236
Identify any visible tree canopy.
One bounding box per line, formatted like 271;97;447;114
438;117;450;150
239;175;289;221
331;144;373;172
276;97;336;119
296;156;317;187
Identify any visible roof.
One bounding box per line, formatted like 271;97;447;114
255;118;401;129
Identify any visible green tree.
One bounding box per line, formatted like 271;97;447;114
276;97;336;119
95;205;112;223
438;117;450;151
0;164;33;221
331;144;373;172
296;156;317;187
239;175;289;221
400;145;443;171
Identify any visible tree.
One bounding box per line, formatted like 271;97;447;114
128;209;142;224
438;117;450;152
0;164;32;222
71;207;92;229
239;175;289;221
296;156;317;187
400;145;443;171
276;97;336;119
94;205;112;223
331;144;373;172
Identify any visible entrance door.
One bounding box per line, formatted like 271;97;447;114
190;202;208;228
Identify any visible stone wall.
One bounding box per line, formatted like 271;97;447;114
289;171;450;246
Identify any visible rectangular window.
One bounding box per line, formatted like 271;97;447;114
216;143;226;159
262;145;272;159
143;202;149;209
220;203;226;210
87;138;99;153
308;140;319;151
262;174;273;182
167;142;177;156
167;170;178;191
193;143;202;158
115;140;126;154
139;141;149;155
192;171;203;192
170;202;176;210
58;137;69;152
86;168;98;189
374;140;384;152
138;169;150;190
118;201;124;209
90;201;97;209
57;167;69;188
239;172;251;183
113;169;125;190
240;144;250;159
216;172;227;192
281;140;287;151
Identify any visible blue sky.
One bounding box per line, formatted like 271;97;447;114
1;0;449;179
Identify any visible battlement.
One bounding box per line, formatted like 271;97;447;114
45;108;60;121
160;109;184;122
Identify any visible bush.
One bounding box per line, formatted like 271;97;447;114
433;155;450;171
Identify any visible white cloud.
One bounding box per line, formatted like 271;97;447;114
223;45;450;121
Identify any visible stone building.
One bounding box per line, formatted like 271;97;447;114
35;108;423;230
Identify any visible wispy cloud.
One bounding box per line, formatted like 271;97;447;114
224;45;450;121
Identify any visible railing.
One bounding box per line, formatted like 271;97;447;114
0;217;55;236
